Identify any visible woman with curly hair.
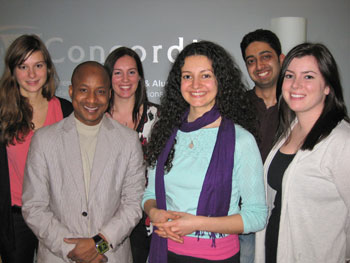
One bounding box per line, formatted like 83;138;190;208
0;35;72;263
142;40;267;262
104;47;159;263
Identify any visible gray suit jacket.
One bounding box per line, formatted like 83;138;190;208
22;114;145;263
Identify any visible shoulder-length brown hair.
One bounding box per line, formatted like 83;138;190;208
276;43;349;150
0;34;58;145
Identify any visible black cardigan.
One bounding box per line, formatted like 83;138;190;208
0;97;73;254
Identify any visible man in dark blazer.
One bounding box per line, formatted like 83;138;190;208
22;61;145;263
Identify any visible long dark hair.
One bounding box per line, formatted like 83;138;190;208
104;47;148;128
276;42;349;150
146;40;256;171
0;34;58;145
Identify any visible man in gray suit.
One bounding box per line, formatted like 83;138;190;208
22;61;145;263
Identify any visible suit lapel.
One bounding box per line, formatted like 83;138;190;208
62;114;87;201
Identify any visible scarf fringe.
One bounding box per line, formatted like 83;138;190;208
195;230;226;248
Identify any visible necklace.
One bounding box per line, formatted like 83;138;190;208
188;129;202;149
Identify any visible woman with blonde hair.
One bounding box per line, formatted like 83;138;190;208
0;34;72;263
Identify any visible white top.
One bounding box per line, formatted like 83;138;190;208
255;120;350;263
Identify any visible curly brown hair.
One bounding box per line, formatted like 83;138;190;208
146;40;256;171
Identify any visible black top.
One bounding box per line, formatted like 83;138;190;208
246;89;279;163
58;97;73;118
265;150;295;263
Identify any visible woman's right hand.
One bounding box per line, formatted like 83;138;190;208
149;207;183;243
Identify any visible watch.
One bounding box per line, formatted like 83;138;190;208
92;234;109;254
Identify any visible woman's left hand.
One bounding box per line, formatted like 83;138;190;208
153;211;200;237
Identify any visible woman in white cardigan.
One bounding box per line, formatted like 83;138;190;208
255;43;350;263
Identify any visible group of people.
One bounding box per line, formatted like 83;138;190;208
0;28;348;263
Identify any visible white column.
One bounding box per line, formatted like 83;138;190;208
270;17;307;54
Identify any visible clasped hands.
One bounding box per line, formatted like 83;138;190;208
150;208;198;243
64;237;108;263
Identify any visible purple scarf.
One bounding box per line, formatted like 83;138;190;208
149;105;236;263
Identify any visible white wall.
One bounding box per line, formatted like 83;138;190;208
1;0;349;108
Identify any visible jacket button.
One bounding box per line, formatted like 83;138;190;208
82;211;88;217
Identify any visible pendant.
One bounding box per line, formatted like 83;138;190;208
189;140;194;149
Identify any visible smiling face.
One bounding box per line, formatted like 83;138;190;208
69;63;111;126
282;55;330;119
180;55;218;118
14;51;47;97
111;55;140;100
245;41;283;90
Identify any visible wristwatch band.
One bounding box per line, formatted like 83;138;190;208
92;234;109;254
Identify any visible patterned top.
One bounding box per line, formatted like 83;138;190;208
135;101;159;236
136;102;159;151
